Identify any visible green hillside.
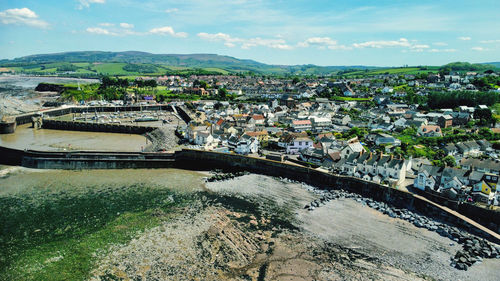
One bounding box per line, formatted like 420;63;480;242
0;51;498;77
0;51;376;76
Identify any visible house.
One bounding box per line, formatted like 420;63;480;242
292;119;312;132
194;131;214;147
308;116;332;131
335;152;407;186
285;136;314;154
460;158;500;174
373;133;401;146
414;165;442;191
417;125;442;137
438;115;453;128
394;117;408;128
244;130;269;142
456;141;481;157
340;141;365;158
443;144;458;156
234;135;259;155
332;114;351;126
471;180;496;204
300;148;325;165
249;114;265;126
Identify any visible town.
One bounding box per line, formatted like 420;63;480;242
43;65;498;208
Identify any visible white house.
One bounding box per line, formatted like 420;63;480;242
340;142;365;158
286;136;313;154
235;135;259;155
292;119;312;132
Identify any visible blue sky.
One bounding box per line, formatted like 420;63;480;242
1;0;499;66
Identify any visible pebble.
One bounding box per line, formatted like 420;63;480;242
299;183;500;271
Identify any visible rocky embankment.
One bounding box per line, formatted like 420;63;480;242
144;126;179;152
304;187;500;271
205;171;249;182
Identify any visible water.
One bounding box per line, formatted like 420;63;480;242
0;168;205;196
0;124;148;151
0;74;98;116
0;74;98;89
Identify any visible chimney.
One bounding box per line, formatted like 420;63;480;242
369;152;372;159
379;150;383;159
391;154;394;160
360;149;364;155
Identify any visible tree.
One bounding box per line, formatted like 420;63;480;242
292;77;300;85
474;108;494;126
443;155;456;167
219;88;227;99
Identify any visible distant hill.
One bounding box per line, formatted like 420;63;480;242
483;62;500;68
1;51;498;76
0;51;376;75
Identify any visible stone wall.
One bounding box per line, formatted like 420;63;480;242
42;119;155;134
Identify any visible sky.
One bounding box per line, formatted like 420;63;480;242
0;0;499;66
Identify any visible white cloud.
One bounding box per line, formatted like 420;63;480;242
428;48;457;53
149;26;187;37
471;47;487;51
458;36;471;41
433;42;448;46
165;8;179;13
120;22;134;29
197;32;292;50
479;39;500;44
86;27;117;36
298;37;351;50
99;22;114;27
353;38;411;48
78;0;106;9
0;8;49;28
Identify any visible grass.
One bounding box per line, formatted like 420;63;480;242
332;96;372;101
91;63;129;75
5;210;163;281
0;184;191;281
339;66;440;77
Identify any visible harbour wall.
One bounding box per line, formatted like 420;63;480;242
13;104;177;126
41;119;156;134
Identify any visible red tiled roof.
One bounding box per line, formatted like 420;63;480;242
292;120;312;125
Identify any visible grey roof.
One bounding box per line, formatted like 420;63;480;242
442;167;468;179
420;164;442;177
468;171;485;182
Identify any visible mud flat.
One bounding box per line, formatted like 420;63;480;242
0;124;147;151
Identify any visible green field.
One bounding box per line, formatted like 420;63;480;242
332;96;373;101
7;62;229;77
338;66;440;77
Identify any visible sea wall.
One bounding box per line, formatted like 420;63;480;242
175;149;500;241
41;119;155;134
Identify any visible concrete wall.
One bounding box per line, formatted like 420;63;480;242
42;119;155;134
13;104;174;126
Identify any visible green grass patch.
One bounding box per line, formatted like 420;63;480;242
0;184;191;281
332;96;372;101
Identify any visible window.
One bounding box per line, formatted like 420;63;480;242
299;141;302;145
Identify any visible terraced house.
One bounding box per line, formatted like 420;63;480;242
334;151;408;186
